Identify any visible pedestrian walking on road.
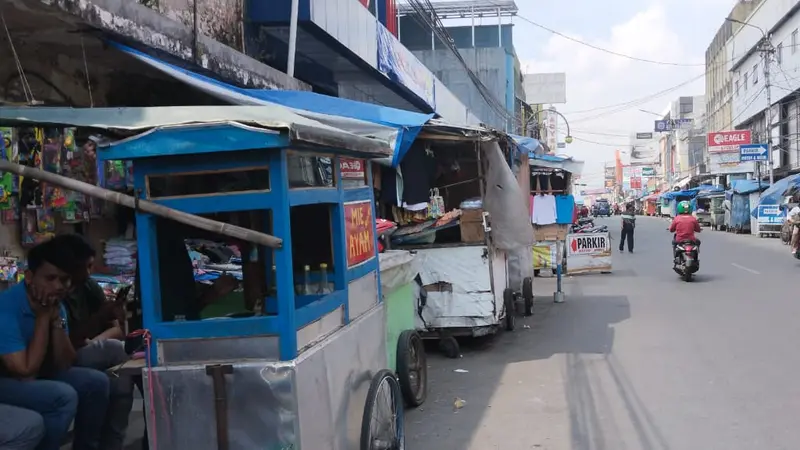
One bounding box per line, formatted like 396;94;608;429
619;203;636;253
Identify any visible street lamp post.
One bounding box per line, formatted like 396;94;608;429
524;105;573;145
726;17;775;184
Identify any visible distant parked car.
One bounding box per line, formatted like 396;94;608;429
595;199;611;217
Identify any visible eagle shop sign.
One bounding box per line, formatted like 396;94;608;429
344;200;376;267
566;232;612;274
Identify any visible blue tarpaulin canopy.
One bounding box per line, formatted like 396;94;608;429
510;135;585;173
108;41;434;167
509;135;542;156
660;189;700;200
750;173;800;217
730;179;769;195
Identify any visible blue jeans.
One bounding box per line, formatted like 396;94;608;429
75;339;134;450
0;367;110;450
0;404;45;450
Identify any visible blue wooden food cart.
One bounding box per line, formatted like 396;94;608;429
49;106;406;450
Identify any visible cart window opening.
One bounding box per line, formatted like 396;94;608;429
287;153;335;188
147;167;270;198
153;209;275;322
340;157;367;189
290;204;335;296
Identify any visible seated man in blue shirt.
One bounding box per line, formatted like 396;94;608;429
0;238;110;450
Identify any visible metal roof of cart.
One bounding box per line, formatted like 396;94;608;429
0;105;392;158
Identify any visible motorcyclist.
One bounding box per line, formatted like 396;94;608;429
669;200;701;260
788;200;800;255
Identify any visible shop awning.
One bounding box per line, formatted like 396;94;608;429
0;106;392;158
106;41;433;167
527;152;584;174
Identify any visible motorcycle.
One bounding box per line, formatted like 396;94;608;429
673;240;700;282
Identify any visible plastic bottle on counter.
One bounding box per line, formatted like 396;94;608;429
302;265;312;295
268;265;277;296
317;263;332;294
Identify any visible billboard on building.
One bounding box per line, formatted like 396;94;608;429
630;132;660;164
708;152;756;175
523;73;567;104
707;130;751;153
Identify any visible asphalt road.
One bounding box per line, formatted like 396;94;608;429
405;215;800;450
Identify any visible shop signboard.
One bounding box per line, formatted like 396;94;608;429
340;158;365;179
630;177;642;190
344;200;376;267
756;204;784;224
708;152;755;175
641;167;655;177
377;26;435;108
566;232;612;274
707;130;751;153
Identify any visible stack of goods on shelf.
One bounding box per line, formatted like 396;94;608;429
103;238;137;276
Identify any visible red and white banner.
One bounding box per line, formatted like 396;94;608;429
707;130;751;153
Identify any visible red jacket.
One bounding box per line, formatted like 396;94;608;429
669;215;701;242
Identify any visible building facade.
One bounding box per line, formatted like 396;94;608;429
397;4;524;132
730;0;800;175
705;0;763;134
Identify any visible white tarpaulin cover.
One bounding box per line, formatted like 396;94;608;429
378;250;419;295
482;141;536;251
483;141;535;291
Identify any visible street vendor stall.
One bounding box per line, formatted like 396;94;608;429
727;180;769;234
381;123;534;357
525;152;584;288
694;185;724;227
643;193;659;216
3;105;410;450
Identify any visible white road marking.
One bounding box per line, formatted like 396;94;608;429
731;263;760;275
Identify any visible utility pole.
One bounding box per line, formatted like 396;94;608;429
762;34;775;185
727;18;776;184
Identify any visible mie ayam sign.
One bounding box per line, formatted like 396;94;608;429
344;200;375;267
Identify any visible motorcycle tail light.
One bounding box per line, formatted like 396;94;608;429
684;246;694;252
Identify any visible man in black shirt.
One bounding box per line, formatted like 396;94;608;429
619;204;637;253
52;234;132;450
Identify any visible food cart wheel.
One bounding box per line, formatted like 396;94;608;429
360;369;404;450
438;336;460;359
503;288;516;331
522;277;534;317
396;330;427;408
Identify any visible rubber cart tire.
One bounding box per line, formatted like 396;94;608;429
438;335;460;359
504;288;516;331
522;277;534;317
396;330;427;408
360;369;404;450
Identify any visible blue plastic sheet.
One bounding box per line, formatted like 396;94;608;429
750;173;800;217
106;41;433;167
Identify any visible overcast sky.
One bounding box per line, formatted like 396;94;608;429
506;0;738;188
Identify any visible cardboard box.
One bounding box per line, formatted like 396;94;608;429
460;209;485;243
534;224;568;242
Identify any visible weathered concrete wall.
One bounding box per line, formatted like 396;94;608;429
31;0;308;90
150;0;244;53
